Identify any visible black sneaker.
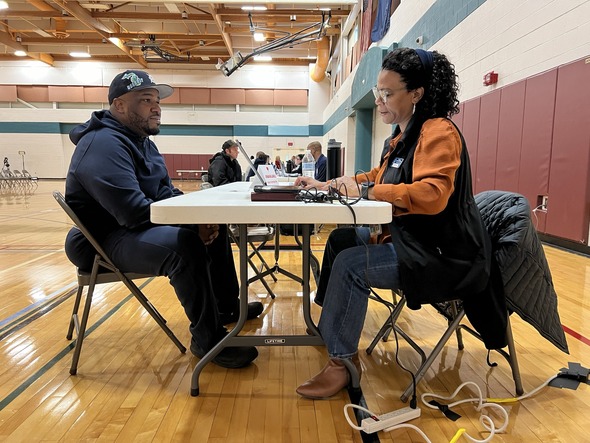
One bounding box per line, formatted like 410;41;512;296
219;301;264;325
190;341;258;369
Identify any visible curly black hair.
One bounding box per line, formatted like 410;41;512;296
381;47;460;119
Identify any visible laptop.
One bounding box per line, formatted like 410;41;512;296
236;140;301;194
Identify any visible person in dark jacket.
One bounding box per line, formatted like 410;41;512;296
306;141;327;181
294;48;493;399
64;70;261;369
207;139;242;186
245;151;268;181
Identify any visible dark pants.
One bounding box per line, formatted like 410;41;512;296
65;224;239;351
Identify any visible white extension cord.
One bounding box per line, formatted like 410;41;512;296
360;406;421;433
344;375;558;442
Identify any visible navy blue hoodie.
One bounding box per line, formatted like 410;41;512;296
66;110;181;241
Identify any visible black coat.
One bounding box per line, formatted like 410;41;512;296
208;151;242;186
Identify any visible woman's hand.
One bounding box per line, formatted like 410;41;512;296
330;176;362;198
294;176;327;190
198;224;219;246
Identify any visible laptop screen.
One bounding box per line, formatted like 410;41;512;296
236;140;267;185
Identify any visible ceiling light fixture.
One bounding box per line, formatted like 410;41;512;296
14;50;27;57
253;55;272;61
70;52;91;58
181;10;188;19
253;32;265;42
242;6;267;11
0;1;9;10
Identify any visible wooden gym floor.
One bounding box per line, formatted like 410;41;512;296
0;180;588;442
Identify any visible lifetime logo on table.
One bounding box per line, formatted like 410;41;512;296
265;338;287;344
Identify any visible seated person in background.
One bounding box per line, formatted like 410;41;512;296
274;155;283;170
291;153;304;175
307;141;327;181
246;151;269;181
294;48;494;399
64;70;262;369
208;139;242;186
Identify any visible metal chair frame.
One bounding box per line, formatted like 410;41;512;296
53;191;186;375
367;292;523;402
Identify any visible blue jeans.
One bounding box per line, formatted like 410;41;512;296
317;227;400;359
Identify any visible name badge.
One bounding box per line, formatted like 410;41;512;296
391;157;404;168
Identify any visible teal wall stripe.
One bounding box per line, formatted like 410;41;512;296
354;109;374;173
309;125;323;136
268;125;308;136
2;122;321;138
234;125;268;136
0;122;61;133
158;125;233;136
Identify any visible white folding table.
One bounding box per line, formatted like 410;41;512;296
151;181;392;395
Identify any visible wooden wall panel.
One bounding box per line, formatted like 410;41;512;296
546;58;590;243
179;88;210;104
461;98;481;186
518;69;557;231
164;88;180;104
211;88;245;105
17;86;49;102
48;86;84;102
274;90;308;106
496;80;526;192
475;90;501;193
0;85;17;102
245;89;274;105
83;86;108;103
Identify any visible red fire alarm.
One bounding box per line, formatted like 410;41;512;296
483;71;498;86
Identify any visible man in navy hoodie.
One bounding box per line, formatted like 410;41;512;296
64;70;261;368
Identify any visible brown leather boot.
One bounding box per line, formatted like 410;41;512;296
296;354;362;399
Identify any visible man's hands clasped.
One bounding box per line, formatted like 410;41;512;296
199;224;219;246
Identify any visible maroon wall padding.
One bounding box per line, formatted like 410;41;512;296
461;98;481;187
475;90;501;193
189;155;200;170
451;102;464;131
161;153;175;177
545;58;590;243
496;80;526;192
162;153;215;179
199;154;212;172
180;154;191;171
517;69;557;234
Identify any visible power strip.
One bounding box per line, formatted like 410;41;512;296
361;407;421;433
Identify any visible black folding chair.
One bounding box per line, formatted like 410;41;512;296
366;191;530;402
53;191;186;375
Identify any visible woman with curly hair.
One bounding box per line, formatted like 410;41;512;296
294;48;492;399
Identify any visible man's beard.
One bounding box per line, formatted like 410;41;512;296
129;111;160;136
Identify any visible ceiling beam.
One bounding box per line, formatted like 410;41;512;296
0;30;54;65
51;0;148;68
208;5;234;58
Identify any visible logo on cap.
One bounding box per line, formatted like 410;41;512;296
122;72;144;91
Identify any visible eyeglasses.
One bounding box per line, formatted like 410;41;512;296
372;86;406;103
